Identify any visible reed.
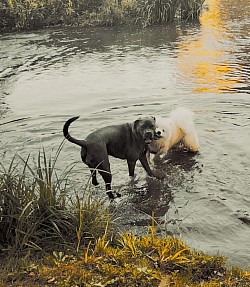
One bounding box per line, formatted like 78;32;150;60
136;0;179;26
0;144;113;260
0;0;205;31
136;0;204;26
179;0;205;20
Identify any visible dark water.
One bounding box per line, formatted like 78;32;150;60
0;0;249;267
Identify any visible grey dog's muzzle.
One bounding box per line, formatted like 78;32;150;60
144;130;154;144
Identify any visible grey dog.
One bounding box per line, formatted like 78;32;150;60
63;116;157;199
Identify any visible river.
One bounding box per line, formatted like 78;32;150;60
0;0;249;267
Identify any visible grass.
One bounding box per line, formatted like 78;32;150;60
136;0;179;26
0;0;205;32
0;227;250;286
0;144;114;261
1;145;250;286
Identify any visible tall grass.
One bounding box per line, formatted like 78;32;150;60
0;0;205;32
137;0;204;26
179;0;205;20
136;0;179;26
0;144;113;260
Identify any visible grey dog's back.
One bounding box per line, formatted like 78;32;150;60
91;123;141;160
63;117;136;159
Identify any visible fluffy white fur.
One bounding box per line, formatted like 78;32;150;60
149;107;200;157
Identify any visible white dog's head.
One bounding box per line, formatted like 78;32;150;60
152;108;200;154
154;116;172;140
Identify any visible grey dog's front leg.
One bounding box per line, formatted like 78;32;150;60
127;160;136;176
139;153;154;177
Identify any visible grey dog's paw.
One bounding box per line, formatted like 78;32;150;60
106;191;122;200
107;191;115;200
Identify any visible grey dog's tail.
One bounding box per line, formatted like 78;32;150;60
63;116;86;147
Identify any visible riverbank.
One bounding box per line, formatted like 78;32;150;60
0;0;204;32
0;149;250;286
1;232;250;287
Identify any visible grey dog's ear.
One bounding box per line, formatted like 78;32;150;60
133;119;141;129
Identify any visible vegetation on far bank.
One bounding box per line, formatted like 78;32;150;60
0;0;205;32
0;147;250;286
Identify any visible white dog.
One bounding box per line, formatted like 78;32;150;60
148;107;200;159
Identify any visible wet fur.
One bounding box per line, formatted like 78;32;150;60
63;116;156;199
149;107;199;158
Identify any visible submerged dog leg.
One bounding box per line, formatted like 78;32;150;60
91;169;99;186
146;150;153;164
127;160;137;176
183;133;200;152
157;146;169;159
139;153;154;177
98;167;116;200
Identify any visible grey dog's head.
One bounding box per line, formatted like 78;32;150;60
133;117;156;144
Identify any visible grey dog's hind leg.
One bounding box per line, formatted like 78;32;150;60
98;161;117;200
91;169;99;186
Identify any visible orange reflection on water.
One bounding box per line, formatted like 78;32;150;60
178;0;239;93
